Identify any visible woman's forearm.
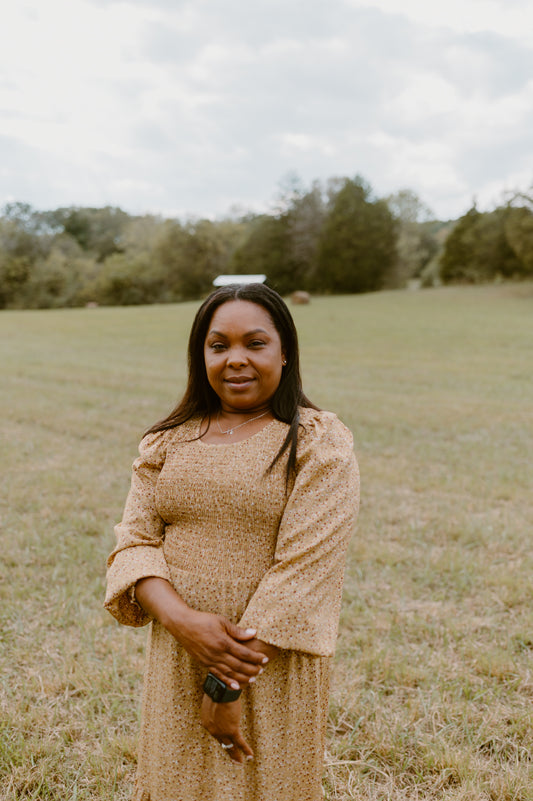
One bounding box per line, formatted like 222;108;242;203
134;576;266;685
135;576;195;633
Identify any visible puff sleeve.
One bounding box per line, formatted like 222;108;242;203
104;431;173;627
238;411;359;656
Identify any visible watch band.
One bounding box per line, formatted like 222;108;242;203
203;672;242;703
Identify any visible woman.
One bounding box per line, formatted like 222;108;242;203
105;283;359;801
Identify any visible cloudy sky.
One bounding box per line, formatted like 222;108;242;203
1;0;532;221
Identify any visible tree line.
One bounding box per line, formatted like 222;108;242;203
0;176;531;309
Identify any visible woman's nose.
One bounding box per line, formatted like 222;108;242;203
226;347;248;366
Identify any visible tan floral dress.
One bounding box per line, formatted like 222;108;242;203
105;408;360;801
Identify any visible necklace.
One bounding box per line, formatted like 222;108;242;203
216;409;269;436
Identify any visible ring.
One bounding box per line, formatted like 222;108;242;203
221;742;234;749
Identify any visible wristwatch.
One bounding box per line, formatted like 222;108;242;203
203;672;242;703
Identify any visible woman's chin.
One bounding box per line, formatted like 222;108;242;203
219;397;270;414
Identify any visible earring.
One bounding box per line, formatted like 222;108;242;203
282;358;287;366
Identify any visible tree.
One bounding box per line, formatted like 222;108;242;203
504;203;533;277
232;178;328;294
439;207;480;283
386;190;438;286
440;206;522;283
504;186;533;276
0;210;50;308
386;189;433;225
154;219;230;301
285;181;326;290
48;206;131;262
21;246;96;309
231;214;295;294
316;177;397;293
84;252;164;306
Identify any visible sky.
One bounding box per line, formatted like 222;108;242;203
1;0;532;222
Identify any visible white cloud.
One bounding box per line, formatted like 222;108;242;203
0;0;532;220
389;74;460;124
344;0;533;42
277;133;336;158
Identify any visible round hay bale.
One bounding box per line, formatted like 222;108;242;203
290;290;311;305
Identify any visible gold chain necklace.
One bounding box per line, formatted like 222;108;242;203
216;409;269;436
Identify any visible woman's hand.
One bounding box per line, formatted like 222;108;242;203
172;609;268;688
201;695;253;764
135;577;266;687
244;637;280;664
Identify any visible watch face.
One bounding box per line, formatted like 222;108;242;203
204;673;224;702
203;672;241;702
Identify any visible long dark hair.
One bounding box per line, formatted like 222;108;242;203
146;283;319;478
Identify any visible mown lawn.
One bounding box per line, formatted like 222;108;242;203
1;283;532;800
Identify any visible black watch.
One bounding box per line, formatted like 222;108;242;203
203;672;242;703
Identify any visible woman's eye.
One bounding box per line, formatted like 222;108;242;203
210;343;226;351
249;340;265;348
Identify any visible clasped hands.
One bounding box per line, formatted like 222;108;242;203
135;577;278;763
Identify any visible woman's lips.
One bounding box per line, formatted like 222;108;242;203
224;377;254;390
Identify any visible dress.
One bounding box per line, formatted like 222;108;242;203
104;408;360;801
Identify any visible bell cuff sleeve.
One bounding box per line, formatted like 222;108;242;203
238;412;360;656
104;431;172;627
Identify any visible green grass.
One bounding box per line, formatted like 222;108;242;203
1;283;532;800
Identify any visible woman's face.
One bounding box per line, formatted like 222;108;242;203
204;299;285;413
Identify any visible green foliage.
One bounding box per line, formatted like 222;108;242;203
0;214;50;308
285;182;327;290
504;205;533;274
231;214;296;294
2;181;532;309
83;253;164;306
386;188;433;225
475;209;524;279
0;255;32;308
440;206;524;284
48;206;131;262
386;190;439;287
153;219;230;301
22;250;95;309
231;181;327;295
439;208;481;283
84;215;169;306
316;177;397;293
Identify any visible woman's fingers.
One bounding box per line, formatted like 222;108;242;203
220;736;253;764
200;631;268;680
198;648;264;685
209;650;268;686
231;731;254;763
220;740;243;764
223;649;267;674
225;637;268;666
216;727;254;764
209;663;263;689
226;624;257;641
196;652;263;686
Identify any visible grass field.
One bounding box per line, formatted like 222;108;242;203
1;283;532;800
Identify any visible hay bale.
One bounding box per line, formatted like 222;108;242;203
290;290;311;305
